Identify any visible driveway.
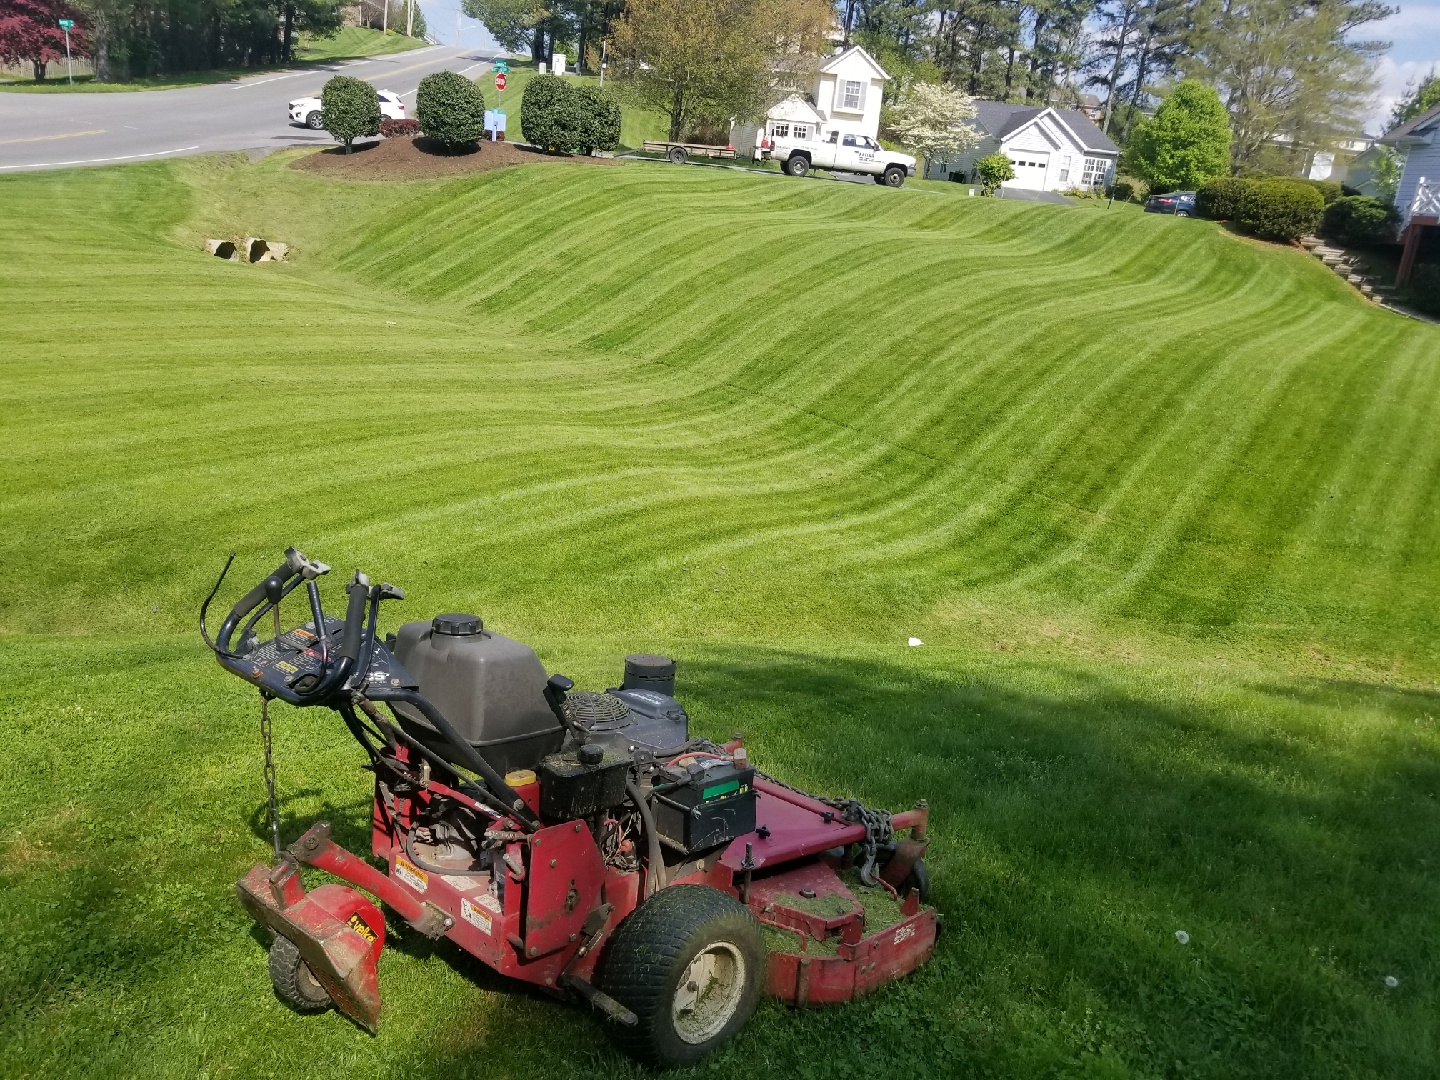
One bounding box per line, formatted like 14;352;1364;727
0;46;496;172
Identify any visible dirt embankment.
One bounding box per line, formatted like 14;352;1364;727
292;135;621;181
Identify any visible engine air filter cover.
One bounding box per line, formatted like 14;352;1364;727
623;654;676;697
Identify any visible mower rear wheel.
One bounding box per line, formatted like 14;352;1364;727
268;933;332;1013
602;885;766;1068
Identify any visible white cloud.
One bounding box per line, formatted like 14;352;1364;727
1371;55;1439;132
1373;2;1440;36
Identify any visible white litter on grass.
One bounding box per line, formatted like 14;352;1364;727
908;637;924;646
1175;930;1190;945
1384;975;1400;988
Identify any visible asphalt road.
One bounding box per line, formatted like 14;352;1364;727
0;45;498;172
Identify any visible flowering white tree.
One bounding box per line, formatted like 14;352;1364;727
886;82;979;176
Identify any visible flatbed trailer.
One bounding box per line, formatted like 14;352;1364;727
643;140;737;164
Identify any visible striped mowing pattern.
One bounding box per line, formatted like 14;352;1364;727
2;159;1437;663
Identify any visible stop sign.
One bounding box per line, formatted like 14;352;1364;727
495;73;507;91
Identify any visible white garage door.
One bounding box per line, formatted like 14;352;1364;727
1005;153;1050;191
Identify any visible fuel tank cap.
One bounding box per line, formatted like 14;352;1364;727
432;613;483;636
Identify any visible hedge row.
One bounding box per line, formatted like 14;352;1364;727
520;75;621;154
1320;196;1401;245
1195;177;1324;242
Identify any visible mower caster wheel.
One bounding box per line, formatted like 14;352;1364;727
268;933;333;1014
601;885;766;1068
899;857;930;905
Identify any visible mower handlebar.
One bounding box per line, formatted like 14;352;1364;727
211;551;368;706
215;555;302;654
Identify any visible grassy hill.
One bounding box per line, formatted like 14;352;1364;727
1;155;1437;1080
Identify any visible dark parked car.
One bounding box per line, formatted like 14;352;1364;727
1144;191;1197;216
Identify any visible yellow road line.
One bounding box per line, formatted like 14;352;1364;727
0;128;104;145
358;54;455;82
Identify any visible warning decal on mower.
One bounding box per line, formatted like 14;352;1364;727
460;897;493;935
347;912;378;944
893;924;916;945
394;855;428;893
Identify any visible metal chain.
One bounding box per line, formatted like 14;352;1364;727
755;770;893;885
260;691;281;862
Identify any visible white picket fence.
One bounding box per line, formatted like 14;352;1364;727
1;57;94;81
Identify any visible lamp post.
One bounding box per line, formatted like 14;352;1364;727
58;19;74;84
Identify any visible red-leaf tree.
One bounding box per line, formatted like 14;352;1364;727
0;0;85;81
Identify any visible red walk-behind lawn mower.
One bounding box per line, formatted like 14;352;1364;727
201;548;937;1067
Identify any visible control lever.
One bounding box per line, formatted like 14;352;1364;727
543;674;583;742
378;582;405;601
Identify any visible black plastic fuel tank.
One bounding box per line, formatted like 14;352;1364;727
391;614;563;774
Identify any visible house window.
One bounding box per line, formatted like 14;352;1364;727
1081;157;1110;188
841;80;863;110
771;122;790;138
1058;168;1070;182
793;125;809;140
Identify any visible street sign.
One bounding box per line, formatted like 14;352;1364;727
492;59;509;74
58;18;73;27
495;73;506;91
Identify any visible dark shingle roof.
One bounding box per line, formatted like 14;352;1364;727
971;100;1120;154
1382;101;1440;143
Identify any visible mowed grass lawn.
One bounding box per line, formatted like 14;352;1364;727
2;154;1438;1080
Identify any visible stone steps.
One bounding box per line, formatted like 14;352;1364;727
1301;235;1395;305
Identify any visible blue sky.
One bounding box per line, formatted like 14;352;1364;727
415;0;500;52
413;0;1437;135
1371;2;1440;131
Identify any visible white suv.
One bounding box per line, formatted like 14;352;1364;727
289;89;406;130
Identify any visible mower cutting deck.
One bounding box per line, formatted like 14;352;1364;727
203;548;937;1068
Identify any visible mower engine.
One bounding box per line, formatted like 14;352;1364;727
203;550;937;1069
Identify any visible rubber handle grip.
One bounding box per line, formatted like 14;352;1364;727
338;580;369;662
217;559;296;652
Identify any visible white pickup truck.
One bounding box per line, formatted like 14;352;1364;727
759;131;917;187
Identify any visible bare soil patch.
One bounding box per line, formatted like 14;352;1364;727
292;135;619;181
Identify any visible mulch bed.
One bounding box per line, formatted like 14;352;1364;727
291;134;619;181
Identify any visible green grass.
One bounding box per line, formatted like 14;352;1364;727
294;26;429;62
0;28;425;92
478;60;669;149
2;153;1439;1080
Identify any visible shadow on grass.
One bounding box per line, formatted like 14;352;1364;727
382;647;1439;1079
4;645;1435;1079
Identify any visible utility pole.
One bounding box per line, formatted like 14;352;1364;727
456;9;461;46
406;0;413;38
382;0;388;34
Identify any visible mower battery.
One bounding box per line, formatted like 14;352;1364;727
654;761;756;854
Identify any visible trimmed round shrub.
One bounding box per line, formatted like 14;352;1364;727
974;152;1015;195
417;70;486;152
1196;177;1253;220
1298;178;1343;205
573;85;622;154
521;74;581;152
1320;196;1400;245
1235;180;1324;242
1109;178;1136;202
381;118;420;138
321;76;381;153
